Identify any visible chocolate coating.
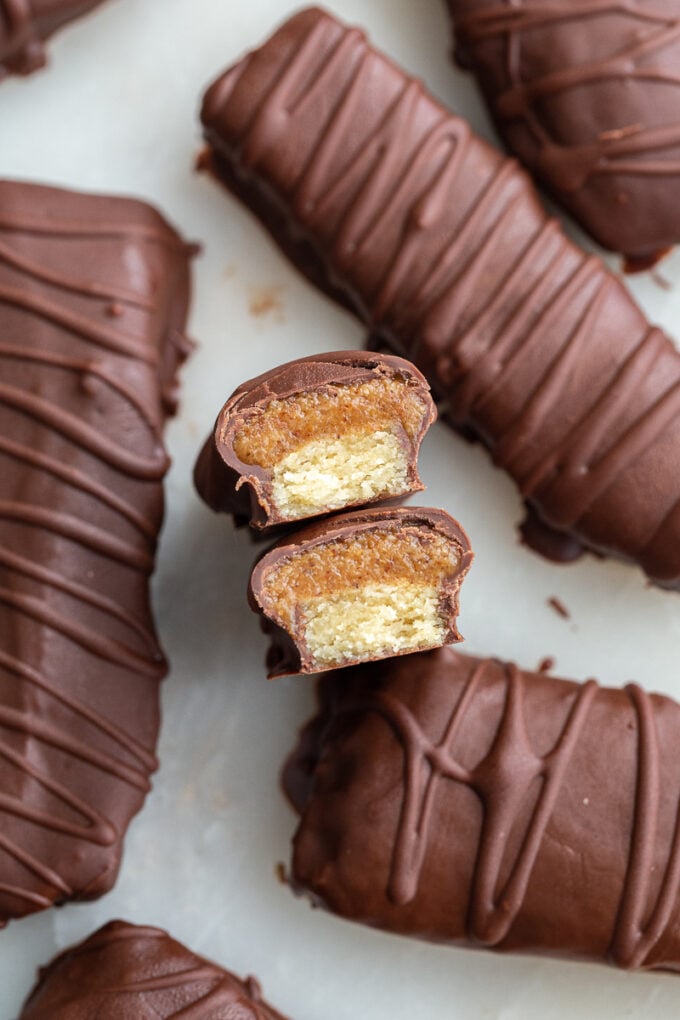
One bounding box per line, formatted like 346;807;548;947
200;7;680;590
194;350;436;529
249;506;473;678
20;920;288;1018
289;647;680;972
447;0;680;263
0;180;193;925
0;0;108;78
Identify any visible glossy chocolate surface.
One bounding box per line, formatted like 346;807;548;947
249;506;473;677
194;350;436;529
200;7;680;590
0;0;108;78
289;647;680;972
447;0;680;262
20;920;288;1018
0;180;193;925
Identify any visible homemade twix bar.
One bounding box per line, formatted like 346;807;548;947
20;920;288;1018
288;648;680;973
0;180;192;925
200;7;680;590
0;0;108;78
195;351;436;529
447;0;680;265
250;508;472;678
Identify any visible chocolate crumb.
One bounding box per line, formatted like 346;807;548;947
547;597;570;620
248;284;284;321
275;861;287;885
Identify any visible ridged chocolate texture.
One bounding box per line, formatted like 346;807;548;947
249;506;473;678
0;0;108;78
194;350;436;529
0;180;193;925
447;0;680;263
289;647;680;972
19;920;289;1019
200;6;680;590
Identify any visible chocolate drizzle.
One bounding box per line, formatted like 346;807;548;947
612;684;680;968
20;920;289;1019
291;648;680;971
201;8;680;588
367;667;597;946
0;180;192;924
448;0;680;259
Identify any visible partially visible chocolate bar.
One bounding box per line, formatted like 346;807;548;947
200;7;680;590
194;350;436;530
249;507;473;677
288;647;680;972
0;0;109;79
0;180;193;925
447;0;680;266
20;920;289;1018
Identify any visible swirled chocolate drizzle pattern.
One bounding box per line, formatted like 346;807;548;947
0;0;108;78
20;920;289;1019
447;0;680;259
202;7;680;589
291;649;680;972
0;180;192;925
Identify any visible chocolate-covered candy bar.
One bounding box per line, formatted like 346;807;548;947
20;920;288;1018
0;0;108;79
0;180;193;925
200;7;680;590
447;0;680;265
289;647;680;972
250;507;472;677
194;350;436;530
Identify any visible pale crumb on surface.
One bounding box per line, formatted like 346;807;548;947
248;284;285;322
302;582;446;667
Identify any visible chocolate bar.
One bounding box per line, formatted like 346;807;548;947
288;646;680;972
0;0;108;78
447;0;680;265
194;350;436;529
0;180;193;925
20;920;288;1018
250;507;472;677
200;7;680;590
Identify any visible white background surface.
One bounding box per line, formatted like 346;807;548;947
2;0;680;1016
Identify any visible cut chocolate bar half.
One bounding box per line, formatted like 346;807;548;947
249;507;472;677
195;351;436;529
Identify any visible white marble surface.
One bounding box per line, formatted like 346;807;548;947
2;0;680;1016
